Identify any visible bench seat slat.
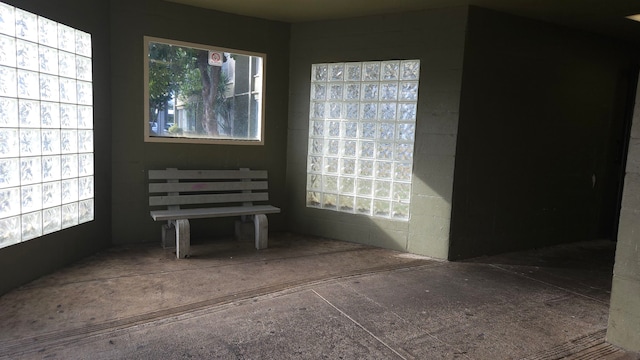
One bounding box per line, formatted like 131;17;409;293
150;192;268;207
149;181;268;194
150;205;281;221
149;169;267;180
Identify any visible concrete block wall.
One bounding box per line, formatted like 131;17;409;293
449;7;634;259
0;0;112;296
608;77;640;352
109;0;291;245
286;8;467;259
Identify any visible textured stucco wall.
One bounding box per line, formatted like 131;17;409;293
450;7;634;259
110;0;290;245
286;7;468;259
0;0;112;295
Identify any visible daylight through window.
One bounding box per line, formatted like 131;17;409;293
306;60;420;220
0;2;94;249
144;37;265;145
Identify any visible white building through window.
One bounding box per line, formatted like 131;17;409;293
144;36;266;145
306;60;420;220
0;2;94;249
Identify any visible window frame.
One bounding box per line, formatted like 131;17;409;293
143;36;267;146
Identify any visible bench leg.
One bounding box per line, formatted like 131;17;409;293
253;214;268;250
234;219;254;242
161;223;176;249
175;219;190;259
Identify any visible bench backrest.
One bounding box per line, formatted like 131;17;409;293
148;168;270;209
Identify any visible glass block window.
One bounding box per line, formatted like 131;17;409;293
0;2;93;249
306;60;420;220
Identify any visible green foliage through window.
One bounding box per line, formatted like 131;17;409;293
144;37;266;145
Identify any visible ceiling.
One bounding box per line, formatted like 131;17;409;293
165;0;640;44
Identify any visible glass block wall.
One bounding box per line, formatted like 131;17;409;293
0;2;94;249
306;60;420;220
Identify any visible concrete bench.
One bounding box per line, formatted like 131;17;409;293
148;168;280;258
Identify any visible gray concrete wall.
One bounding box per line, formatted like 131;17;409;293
0;0;112;295
286;8;467;259
449;7;635;259
608;75;640;352
110;0;290;244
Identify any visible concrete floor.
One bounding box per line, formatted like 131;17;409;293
0;233;639;360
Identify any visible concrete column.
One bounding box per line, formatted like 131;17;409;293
607;77;640;352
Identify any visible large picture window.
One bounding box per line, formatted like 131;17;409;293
306;60;420;220
144;36;266;145
0;2;94;249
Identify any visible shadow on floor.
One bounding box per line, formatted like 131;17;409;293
0;234;638;359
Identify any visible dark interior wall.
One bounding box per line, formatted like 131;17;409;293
449;7;635;260
110;0;290;244
0;0;112;295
